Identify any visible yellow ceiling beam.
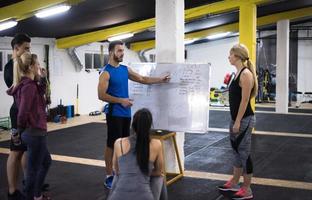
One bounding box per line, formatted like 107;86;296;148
56;18;155;49
1;0;66;22
130;40;156;52
130;23;240;52
185;0;270;21
258;6;312;26
130;6;312;51
130;23;240;51
56;0;270;49
0;0;84;22
185;23;239;40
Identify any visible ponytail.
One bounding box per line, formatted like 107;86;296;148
246;59;258;98
13;57;23;87
132;108;153;175
12;52;35;87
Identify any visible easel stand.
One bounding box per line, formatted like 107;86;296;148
151;130;184;186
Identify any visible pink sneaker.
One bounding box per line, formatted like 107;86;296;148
217;179;240;192
232;187;253;200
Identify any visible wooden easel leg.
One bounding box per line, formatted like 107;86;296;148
172;135;183;175
160;139;167;184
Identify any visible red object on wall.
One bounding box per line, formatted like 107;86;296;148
224;73;231;85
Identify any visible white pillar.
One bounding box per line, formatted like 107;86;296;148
156;0;185;63
156;0;185;172
276;20;289;113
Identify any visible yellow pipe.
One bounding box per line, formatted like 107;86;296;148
56;0;269;49
130;6;312;51
239;2;257;111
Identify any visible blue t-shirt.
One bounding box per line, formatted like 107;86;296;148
100;64;131;117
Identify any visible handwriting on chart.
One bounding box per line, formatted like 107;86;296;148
178;65;202;95
131;83;152;96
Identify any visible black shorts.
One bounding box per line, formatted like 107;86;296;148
106;115;131;149
10;102;27;152
10;135;27;152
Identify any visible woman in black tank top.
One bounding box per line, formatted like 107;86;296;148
217;44;258;200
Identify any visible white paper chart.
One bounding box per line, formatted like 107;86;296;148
129;63;211;133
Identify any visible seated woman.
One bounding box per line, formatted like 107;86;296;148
108;108;166;200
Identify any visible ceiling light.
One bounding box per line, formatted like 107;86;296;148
35;4;71;18
107;33;134;42
0;20;18;31
207;32;231;40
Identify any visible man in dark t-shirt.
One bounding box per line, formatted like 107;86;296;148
4;33;30;200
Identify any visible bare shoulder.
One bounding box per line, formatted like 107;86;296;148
127;66;134;73
99;70;110;80
114;138;122;149
115;137;130;145
241;69;253;81
242;68;253;77
115;138;122;143
150;139;162;149
239;68;254;87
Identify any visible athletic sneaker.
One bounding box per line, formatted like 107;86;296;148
7;190;25;200
232;187;253;200
34;194;52;200
218;179;240;192
23;179;50;191
104;175;114;189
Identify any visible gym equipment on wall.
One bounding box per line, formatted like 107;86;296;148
210;72;235;107
75;84;80;116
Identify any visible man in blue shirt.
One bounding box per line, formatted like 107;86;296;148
98;41;170;189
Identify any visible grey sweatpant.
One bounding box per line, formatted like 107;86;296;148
229;115;255;174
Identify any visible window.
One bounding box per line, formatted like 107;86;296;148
93;54;102;69
84;53;108;70
149;54;156;62
85;53;93;69
0;50;12;72
104;54;109;66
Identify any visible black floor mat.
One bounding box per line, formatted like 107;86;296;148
1;122;312;200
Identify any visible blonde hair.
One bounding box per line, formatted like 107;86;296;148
13;52;38;86
230;44;258;98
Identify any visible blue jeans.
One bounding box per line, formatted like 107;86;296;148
22;132;52;199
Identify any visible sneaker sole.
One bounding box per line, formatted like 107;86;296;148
103;182;112;190
232;195;253;200
218;187;240;192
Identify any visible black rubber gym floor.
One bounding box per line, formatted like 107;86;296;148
0;111;312;200
209;110;312;134
255;106;312;114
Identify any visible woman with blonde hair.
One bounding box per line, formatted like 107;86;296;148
218;44;258;200
7;52;52;200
